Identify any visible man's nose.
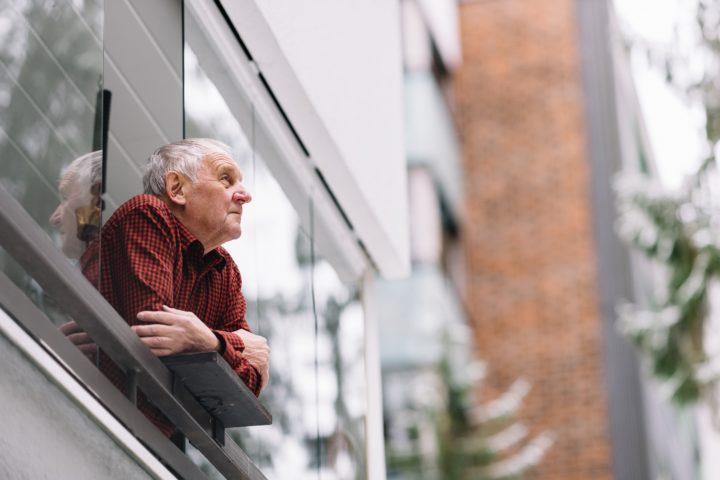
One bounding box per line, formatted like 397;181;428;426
232;187;251;204
49;205;63;228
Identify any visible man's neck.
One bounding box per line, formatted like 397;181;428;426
161;196;218;254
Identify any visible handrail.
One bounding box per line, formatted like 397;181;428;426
0;184;266;480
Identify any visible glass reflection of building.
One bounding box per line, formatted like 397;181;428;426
0;1;405;479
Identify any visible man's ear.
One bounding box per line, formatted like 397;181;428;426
165;171;188;206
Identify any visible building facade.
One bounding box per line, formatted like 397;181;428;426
0;1;409;479
377;1;467;478
456;0;615;476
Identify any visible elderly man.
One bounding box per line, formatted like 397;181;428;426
74;139;269;437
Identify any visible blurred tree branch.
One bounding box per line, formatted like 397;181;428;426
615;0;720;413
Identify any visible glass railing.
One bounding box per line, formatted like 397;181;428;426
0;1;266;478
0;1;371;479
183;2;368;478
0;0;103;299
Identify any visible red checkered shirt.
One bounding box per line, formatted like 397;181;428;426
81;194;259;436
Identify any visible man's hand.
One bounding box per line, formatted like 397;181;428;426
234;329;270;391
59;320;98;363
133;305;219;356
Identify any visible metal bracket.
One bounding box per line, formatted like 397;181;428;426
212;417;225;446
125;368;138;405
171;371;183;396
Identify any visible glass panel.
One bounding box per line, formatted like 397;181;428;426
184;13;321;474
0;0;104;273
0;0;188;442
102;0;183;215
184;4;372;478
0;1;103;319
313;254;368;480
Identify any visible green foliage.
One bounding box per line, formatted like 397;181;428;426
616;0;720;408
436;357;494;480
615;173;719;405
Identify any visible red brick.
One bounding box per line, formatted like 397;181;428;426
454;0;613;478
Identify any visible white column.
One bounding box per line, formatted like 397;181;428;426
363;271;387;480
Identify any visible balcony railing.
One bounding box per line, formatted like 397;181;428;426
0;184;269;480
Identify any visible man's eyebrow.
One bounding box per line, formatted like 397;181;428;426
216;163;243;182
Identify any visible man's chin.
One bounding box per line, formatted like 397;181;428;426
229;226;243;240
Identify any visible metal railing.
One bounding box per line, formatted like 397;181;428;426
0;184;267;480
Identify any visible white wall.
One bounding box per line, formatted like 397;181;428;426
220;0;410;279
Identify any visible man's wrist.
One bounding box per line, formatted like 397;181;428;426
211;330;226;355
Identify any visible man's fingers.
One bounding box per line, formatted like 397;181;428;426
136;310;183;325
137;336;172;349
149;348;175;357
67;332;94;346
59;321;82;335
161;305;192;317
259;366;270;391
77;344;97;355
135;335;176;357
132;324;175;337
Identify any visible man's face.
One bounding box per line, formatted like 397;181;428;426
49;175;94;259
183;152;252;250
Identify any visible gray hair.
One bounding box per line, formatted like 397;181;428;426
61;150;102;192
142;138;233;196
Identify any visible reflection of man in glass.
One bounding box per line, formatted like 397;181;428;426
81;139;269;437
50;150;104;360
49;150;102;259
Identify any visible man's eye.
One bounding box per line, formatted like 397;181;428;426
220;175;231;184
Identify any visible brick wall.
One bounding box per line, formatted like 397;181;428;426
454;1;613;478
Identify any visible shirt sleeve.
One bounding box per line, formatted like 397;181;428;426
105;204;175;326
212;261;261;396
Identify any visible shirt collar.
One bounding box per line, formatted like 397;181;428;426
174;216;227;271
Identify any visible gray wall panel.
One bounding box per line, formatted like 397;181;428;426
104;0;182;207
575;0;651;478
0;316;153;480
105;135;144;218
105;0;181;142
125;0;184;75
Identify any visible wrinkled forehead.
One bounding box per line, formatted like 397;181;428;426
58;175;93;200
203;150;234;165
201;150;244;176
58;169;82;197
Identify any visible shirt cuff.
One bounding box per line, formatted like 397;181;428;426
211;330;226;355
213;329;245;359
